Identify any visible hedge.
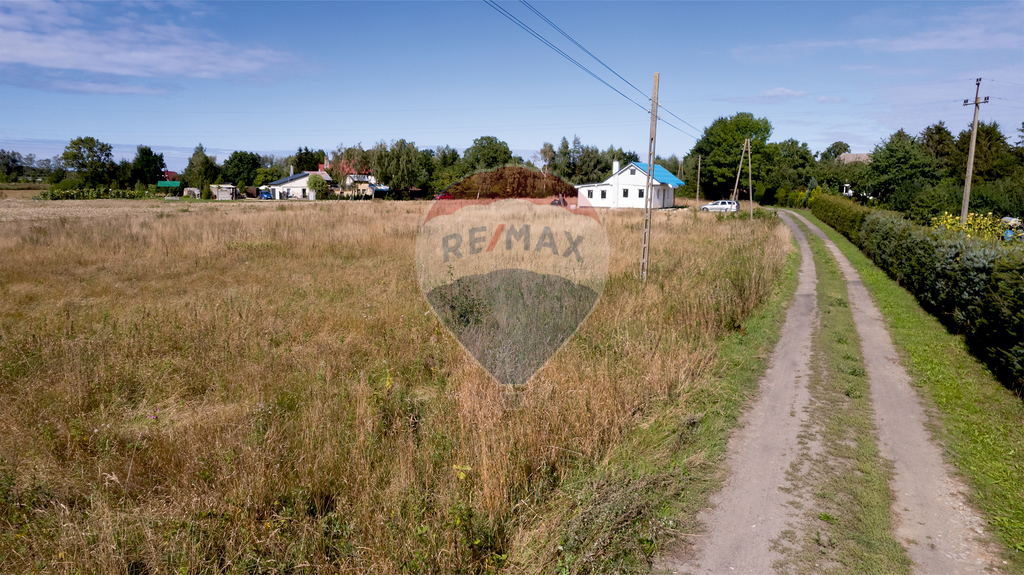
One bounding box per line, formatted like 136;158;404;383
812;194;1024;391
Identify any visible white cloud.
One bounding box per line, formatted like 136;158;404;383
47;80;167;95
0;1;289;80
749;88;807;103
731;3;1022;61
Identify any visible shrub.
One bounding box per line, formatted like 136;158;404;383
814;197;1024;391
811;194;872;246
931;211;1017;242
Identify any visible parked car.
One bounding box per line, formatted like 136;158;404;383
259;190;273;200
435;192;454;200
700;200;739;212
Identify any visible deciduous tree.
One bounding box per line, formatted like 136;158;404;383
222;151;261;188
62;136;114;187
685;113;773;199
462;136;513;172
181;144;220;193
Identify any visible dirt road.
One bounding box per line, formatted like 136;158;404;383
655;211;1004;574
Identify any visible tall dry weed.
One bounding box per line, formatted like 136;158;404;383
0;200;789;573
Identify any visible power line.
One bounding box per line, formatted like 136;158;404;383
519;0;649;100
483;0;649;114
502;1;699;140
986;78;1024;88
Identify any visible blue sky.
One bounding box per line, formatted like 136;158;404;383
1;0;1022;172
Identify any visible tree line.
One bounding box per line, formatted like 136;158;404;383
680;112;1024;221
4;117;1021;218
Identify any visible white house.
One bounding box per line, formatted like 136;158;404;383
575;161;683;209
267;167;334;200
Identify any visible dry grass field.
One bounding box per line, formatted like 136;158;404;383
0;199;790;573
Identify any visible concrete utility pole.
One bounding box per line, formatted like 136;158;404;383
961;77;989;224
640;73;659;284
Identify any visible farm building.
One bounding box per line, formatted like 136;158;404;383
575;161;683;209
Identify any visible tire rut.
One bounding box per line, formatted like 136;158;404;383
655;211;820;574
784;210;1004;574
655;211;1004;574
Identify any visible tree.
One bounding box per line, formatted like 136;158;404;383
764;138;815;193
685;113;773;199
131;145;166;186
111;158;134;189
47;156;66;184
307;174;328;198
0;149;24;181
181;144;220;194
62;137;114;187
953;120;1015;183
917;122;957;179
222;151;261;188
293;147;326;172
254;167;284;188
462;136;513;172
387;139;421;192
819;141;851;163
867;129;937;205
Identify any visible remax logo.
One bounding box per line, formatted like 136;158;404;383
416;167;609;388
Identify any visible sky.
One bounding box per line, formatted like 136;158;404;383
1;0;1022;172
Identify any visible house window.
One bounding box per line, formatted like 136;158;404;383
601;189;606;199
587;189;593;198
639;188;644;198
630;169;636;175
623;188;629;198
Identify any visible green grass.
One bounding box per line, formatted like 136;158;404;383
779;218;908;574
513;238;804;573
797;209;1024;571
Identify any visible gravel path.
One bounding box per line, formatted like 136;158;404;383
656;211;1003;574
785;210;1003;574
654;211;820;574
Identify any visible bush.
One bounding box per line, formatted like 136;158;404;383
811;194;872;246
814;197;1024;391
39;187;149;200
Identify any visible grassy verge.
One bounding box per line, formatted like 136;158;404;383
776;219;908;574
796;209;1024;571
512;227;803;573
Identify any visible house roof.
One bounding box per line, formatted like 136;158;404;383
267;171;333;186
838;153;871;164
631;162;684;187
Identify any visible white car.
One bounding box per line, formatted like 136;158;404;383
700;200;739;212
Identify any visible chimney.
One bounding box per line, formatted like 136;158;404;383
289;165;294;176
612;160;620;174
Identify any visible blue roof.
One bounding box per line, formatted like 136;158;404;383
633;162;684;187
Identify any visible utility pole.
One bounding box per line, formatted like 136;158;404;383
696;155;701;204
961;77;989;224
640;73;659;284
731;139;751;203
748;141;753;220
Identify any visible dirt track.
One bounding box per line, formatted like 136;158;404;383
655;211;1004;574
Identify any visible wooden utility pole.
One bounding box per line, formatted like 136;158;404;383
640;73;659;284
961;78;989;224
748;142;753;219
696;155;701;204
731;139;751;203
